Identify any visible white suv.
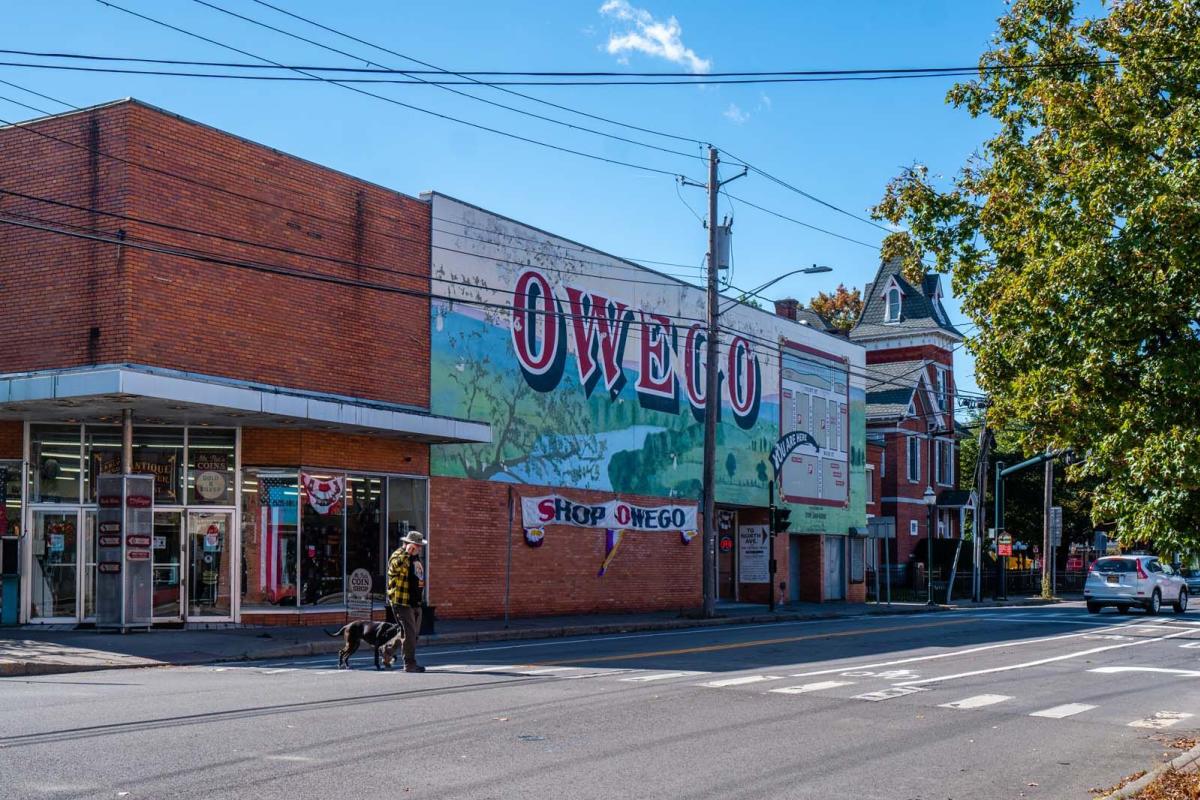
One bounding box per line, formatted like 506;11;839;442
1085;555;1188;614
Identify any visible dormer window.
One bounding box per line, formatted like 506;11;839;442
885;287;901;322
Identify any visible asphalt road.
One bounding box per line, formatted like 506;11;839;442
3;603;1199;800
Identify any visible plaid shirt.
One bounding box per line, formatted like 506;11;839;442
387;547;423;607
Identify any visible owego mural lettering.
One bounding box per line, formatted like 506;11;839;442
427;193;867;533
509;268;761;427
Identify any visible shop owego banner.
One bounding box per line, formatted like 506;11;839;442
521;494;697;532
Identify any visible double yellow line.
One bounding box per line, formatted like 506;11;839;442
536;617;975;666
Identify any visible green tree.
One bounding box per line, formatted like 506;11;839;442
725;451;738;480
874;0;1200;553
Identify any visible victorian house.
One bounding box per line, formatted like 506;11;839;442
850;258;968;569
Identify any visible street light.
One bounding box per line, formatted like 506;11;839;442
719;264;833;313
924;485;937;606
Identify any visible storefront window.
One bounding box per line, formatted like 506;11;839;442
346;476;384;602
240;469;299;609
85;426;184;506
300;471;346;605
1;460;22;538
30;424;82;504
188;429;235;505
387;476;428;601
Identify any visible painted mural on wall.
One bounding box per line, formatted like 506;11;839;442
428;194;867;533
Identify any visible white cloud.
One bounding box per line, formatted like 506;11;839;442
599;0;711;74
723;103;749;125
758;92;772;111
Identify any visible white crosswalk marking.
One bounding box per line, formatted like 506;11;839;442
1129;712;1193;729
515;666;576;675
1029;703;1096;719
621;671;708;682
461;665;518;673
700;675;782;688
853;686;924;702
939;694;1012;710
770;681;853;695
425;664;470;671
260;669;296;675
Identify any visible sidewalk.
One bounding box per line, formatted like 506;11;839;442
0;596;1064;677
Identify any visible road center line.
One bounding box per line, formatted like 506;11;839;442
532;619;974;666
893;627;1192;686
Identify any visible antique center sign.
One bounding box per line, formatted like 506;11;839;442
522;495;697;532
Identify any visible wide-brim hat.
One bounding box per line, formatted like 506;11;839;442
402;531;426;546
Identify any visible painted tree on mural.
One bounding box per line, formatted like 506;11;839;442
434;255;605;485
874;0;1200;551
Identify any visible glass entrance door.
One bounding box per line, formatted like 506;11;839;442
187;511;233;618
31;510;80;620
154;512;183;620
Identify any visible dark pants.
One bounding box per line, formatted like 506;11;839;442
387;604;422;666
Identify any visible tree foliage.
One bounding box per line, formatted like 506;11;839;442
808;283;864;331
874;0;1200;553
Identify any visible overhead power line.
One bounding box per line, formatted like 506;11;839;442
245;0;701;147
95;0;692;180
0;47;1157;80
0;202;979;398
190;0;700;164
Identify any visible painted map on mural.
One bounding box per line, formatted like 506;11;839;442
779;343;849;507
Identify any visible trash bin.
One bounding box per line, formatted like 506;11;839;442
420;605;436;636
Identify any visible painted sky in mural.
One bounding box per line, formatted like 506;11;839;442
428;193;867;533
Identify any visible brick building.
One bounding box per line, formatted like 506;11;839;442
850;257;969;575
0;99;870;628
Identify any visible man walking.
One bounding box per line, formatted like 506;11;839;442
382;531;426;672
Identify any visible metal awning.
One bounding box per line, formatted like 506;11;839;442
0;364;492;444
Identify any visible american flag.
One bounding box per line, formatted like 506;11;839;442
258;474;296;603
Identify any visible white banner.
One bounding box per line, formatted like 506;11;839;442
521;495;697;532
738;525;770;584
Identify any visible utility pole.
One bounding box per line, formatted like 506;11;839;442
973;421;990;602
687;145;745;619
1042;456;1053;599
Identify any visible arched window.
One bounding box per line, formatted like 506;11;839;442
885;287;901;322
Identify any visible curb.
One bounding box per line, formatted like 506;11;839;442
1;600;1058;678
1099;741;1200;800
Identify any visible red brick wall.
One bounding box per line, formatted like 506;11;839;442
241;428;428;474
0;423;21;459
0;105;132;372
0;101;431;408
866;345;953;368
429;477;701;619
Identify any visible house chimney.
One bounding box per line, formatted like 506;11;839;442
774;298;799;320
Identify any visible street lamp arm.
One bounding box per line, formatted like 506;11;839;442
719;265;833;313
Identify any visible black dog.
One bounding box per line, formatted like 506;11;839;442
325;621;399;670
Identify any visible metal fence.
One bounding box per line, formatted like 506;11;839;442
866;567;1090;604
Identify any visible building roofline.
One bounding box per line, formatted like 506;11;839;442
2;97;428;206
426;190;860;349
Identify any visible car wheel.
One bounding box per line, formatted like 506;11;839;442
1087;602;1101;614
1118;605;1131;614
1147;590;1161;615
1175;588;1188;614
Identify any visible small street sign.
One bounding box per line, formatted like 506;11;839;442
998;532;1013;557
1050;506;1063;546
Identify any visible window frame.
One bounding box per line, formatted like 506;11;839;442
906;436;920;483
885;287;902;322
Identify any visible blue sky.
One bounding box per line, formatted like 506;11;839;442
3;0;1017;397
